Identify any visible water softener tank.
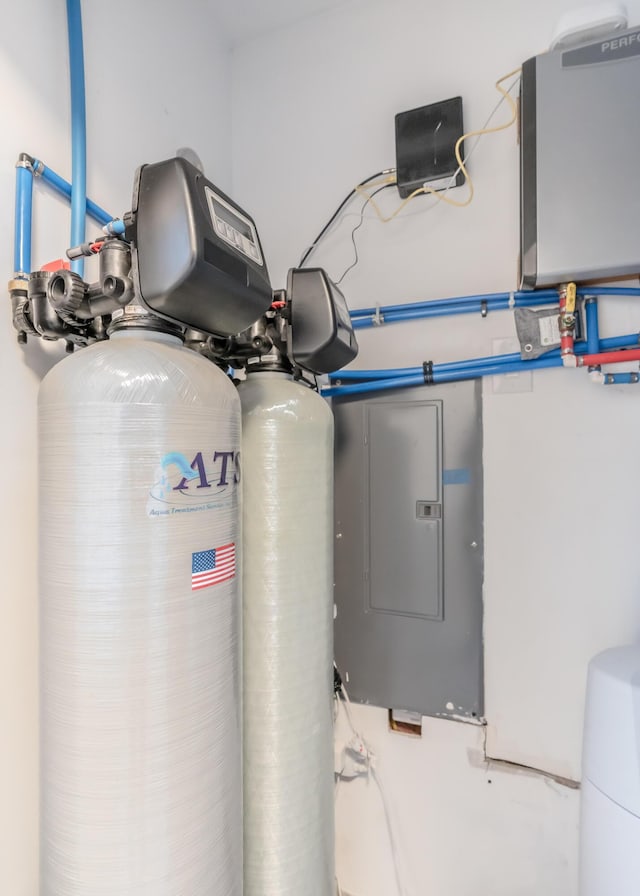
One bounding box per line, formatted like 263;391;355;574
39;312;242;895
239;371;335;896
579;645;640;895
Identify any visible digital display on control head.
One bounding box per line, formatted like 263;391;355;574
204;185;263;266
212;197;253;242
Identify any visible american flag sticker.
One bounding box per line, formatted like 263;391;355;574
191;544;236;591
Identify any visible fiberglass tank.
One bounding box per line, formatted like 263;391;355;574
39;310;242;896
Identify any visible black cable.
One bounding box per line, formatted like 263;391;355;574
335;183;393;285
298;170;392;267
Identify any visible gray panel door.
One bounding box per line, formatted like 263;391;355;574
366;401;443;620
333;380;483;719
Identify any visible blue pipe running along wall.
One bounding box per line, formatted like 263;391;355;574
66;0;87;276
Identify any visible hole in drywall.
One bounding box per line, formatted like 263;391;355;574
388;708;422;737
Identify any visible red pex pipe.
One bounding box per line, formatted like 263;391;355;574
560;333;575;354
577;348;640;367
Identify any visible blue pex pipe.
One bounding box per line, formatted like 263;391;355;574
14;165;33;274
435;356;561;383
66;0;87;275
324;332;640;397
330;333;640;382
323;355;563;398
598;333;640;351
332;351;535;381
34;161;113;227
602;373;640;385
351;290;561;319
352;294;559;329
103;219;126;236
586;299;600;356
350;287;640;329
579;287;640;296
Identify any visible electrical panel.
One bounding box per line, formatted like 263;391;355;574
520;25;640;288
333;380;484;719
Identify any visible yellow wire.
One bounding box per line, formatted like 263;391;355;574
356;66;522;222
360;174;397;190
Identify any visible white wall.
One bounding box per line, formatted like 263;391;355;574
0;2;232;891
5;1;640;892
231;2;640;893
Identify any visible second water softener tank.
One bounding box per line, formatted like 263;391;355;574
239;370;335;896
580;645;640;895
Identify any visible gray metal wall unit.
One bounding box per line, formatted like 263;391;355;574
520;26;640;288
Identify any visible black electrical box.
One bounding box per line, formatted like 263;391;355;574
395;97;464;198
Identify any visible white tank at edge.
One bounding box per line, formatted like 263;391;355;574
38;327;242;896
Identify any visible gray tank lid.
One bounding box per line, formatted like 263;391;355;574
582;645;640;817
